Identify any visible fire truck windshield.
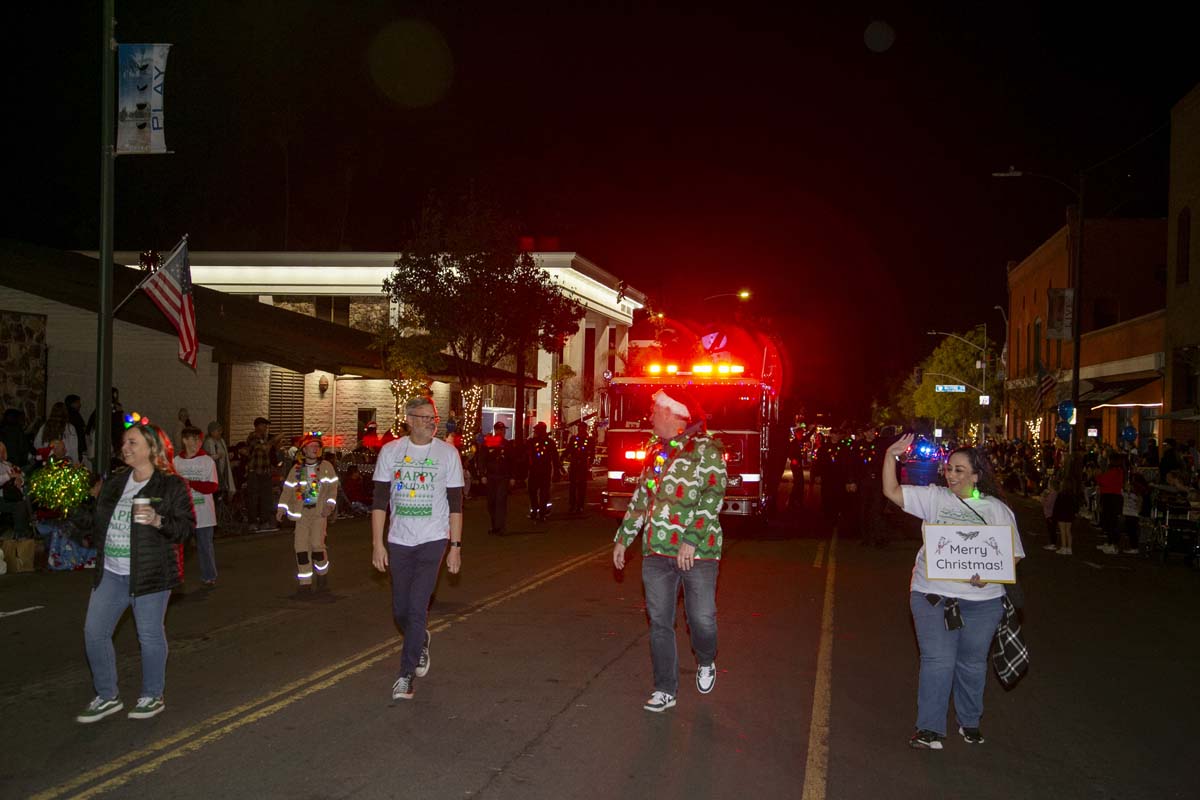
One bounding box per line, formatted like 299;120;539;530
610;383;760;431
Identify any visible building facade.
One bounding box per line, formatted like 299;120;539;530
1163;82;1200;445
1003;218;1166;447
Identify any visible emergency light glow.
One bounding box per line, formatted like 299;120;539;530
693;364;714;374
647;364;662;374
717;364;730;374
625;450;647;460
731;365;745;374
666;364;679;374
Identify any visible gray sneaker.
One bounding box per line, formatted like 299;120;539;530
391;675;414;701
415;630;431;678
76;696;123;724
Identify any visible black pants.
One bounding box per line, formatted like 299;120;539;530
859;480;887;544
568;468;587;512
246;472;274;524
486;479;509;533
1099;494;1123;545
528;472;551;518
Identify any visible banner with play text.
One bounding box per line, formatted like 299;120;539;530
116;44;172;154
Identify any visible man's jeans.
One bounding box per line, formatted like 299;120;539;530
387;539;446;677
84;570;171;699
195;526;217;583
909;592;1003;735
641;555;719;696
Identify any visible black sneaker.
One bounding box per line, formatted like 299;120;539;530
958;726;985;744
415;630;431;678
909;729;944;750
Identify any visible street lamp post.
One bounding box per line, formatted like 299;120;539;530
703;290;752;303
927;328;988;444
993;168;1085;454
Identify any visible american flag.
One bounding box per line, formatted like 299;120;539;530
142;237;198;368
1036;367;1056;408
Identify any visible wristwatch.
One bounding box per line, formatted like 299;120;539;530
449;541;462;548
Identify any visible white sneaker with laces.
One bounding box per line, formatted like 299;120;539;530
696;663;716;694
127;696;165;719
643;691;676;713
392;675;414;701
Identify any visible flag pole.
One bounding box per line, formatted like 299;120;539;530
95;0;116;477
113;235;186;314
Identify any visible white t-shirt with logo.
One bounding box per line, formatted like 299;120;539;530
104;475;150;576
174;453;217;528
373;436;464;546
901;485;1026;601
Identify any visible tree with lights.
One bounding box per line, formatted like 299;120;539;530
911;329;1002;441
383;192;584;440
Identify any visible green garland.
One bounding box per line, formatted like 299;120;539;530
28;461;92;514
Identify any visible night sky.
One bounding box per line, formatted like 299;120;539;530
10;3;1200;416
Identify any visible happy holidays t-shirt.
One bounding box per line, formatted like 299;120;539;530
372;436;463;546
104;475;149;576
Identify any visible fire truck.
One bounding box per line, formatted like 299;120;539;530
600;320;785;521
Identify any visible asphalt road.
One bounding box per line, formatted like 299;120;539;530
1;474;1197;800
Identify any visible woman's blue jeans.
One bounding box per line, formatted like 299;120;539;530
642;555;719;696
84;570;171;700
909;592;1003;735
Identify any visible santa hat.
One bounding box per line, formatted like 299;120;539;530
653;387;705;421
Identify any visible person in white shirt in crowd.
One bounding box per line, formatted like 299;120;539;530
882;434;1025;750
371;397;463;702
174;426;220;587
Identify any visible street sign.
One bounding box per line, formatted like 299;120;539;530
934;428;943;437
935;384;966;393
979;395;990;406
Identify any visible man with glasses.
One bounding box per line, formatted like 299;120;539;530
371;397;464;702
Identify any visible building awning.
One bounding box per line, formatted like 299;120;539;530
1078;376;1162;410
0;239;544;388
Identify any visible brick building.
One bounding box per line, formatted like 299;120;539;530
1162;82;1200;444
1003;217;1166;446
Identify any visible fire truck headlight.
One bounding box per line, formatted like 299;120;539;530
624;450;646;460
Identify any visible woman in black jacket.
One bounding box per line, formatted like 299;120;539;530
74;420;194;724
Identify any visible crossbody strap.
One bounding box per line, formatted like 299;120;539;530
955;494;989;525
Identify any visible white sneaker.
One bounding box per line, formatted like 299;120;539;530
1100;544;1118;555
643;691;676;712
696;662;716;694
391;675;414;701
1056;547;1073;555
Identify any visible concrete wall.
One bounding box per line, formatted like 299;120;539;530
0;285;219;453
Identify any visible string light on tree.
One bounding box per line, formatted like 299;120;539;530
462;385;483;443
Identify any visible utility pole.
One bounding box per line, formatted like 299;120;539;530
95;0;116;476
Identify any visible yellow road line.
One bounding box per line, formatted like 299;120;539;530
801;531;837;800
33;545;608;800
812;541;826;569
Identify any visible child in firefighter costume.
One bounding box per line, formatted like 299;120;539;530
276;432;338;595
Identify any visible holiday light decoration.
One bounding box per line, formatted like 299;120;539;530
389;378;430;434
462;385;483;443
124;411;150;429
28;461;92;514
1025;417;1043;442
